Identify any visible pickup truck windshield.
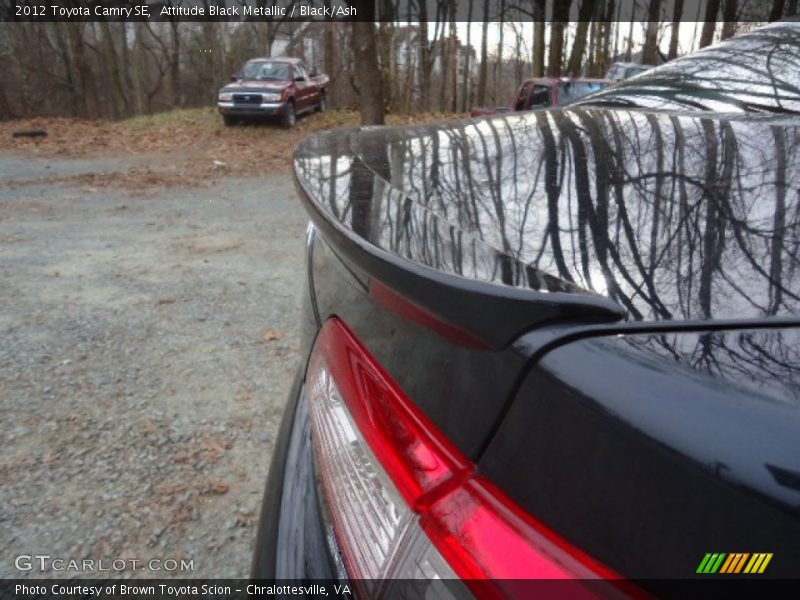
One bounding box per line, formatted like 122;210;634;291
242;61;291;81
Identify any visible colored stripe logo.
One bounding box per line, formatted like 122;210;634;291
697;553;773;574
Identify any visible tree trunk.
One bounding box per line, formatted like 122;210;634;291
600;0;615;74
461;0;473;112
532;0;546;77
448;4;458;113
668;0;684;59
699;0;721;48
769;0;786;20
324;20;337;107
642;0;661;65
476;3;489;106
721;0;737;40
55;22;79;116
168;19;181;105
625;5;636;62
99;19;127;118
131;23;147;115
548;0;570;78
438;4;452;112
352;21;385;125
263;22;274;56
376;22;393;110
418;2;431;111
66;22;91;117
493;0;504;104
566;0;594;76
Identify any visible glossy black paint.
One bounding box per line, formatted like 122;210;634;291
579;20;800;114
256;23;800;583
482;327;800;581
295;108;800;330
310;232;529;459
293;127;625;352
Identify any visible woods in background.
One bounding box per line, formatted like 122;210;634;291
0;0;796;121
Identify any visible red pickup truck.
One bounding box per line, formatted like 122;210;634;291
470;77;611;117
217;56;328;127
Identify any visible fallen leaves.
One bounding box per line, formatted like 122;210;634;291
0;108;465;190
262;329;283;342
0;168;209;192
207;480;229;495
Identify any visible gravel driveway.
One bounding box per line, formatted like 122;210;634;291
0;156;308;578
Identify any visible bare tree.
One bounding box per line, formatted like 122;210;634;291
351;21;385;126
721;0;738;40
642;0;663;64
566;0;594;76
700;0;722;48
476;2;489;107
532;0;546;77
461;0;474;112
548;1;572;77
668;0;685;60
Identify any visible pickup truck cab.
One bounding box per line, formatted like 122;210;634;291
471;77;610;117
217;56;328;127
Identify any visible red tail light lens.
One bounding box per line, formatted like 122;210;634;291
307;317;629;598
310;316;471;506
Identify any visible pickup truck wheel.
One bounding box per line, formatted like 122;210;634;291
316;93;327;113
282;102;296;128
223;115;235;127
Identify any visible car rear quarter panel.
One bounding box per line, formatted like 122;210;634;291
479;327;800;581
309;231;530;461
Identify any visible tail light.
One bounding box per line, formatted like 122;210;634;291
307;317;633;599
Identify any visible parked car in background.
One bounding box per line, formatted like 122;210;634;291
470;77;610;117
253;20;800;597
605;61;651;81
217;57;328;127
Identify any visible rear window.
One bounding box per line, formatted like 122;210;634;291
527;85;551;109
558;81;607;105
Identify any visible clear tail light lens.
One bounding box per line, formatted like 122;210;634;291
308;364;416;581
307;317;633;600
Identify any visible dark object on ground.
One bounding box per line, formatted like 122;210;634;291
12;129;47;138
253;19;800;595
217;57;327;128
470;77;610;117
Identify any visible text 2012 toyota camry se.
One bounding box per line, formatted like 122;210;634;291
252;21;800;598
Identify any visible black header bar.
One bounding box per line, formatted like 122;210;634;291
0;0;788;23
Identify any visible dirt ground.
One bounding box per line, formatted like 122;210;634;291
0;107;461;189
0;146;309;578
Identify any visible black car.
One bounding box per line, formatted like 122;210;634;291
252;22;800;597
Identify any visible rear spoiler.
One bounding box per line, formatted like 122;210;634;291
292;126;625;351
